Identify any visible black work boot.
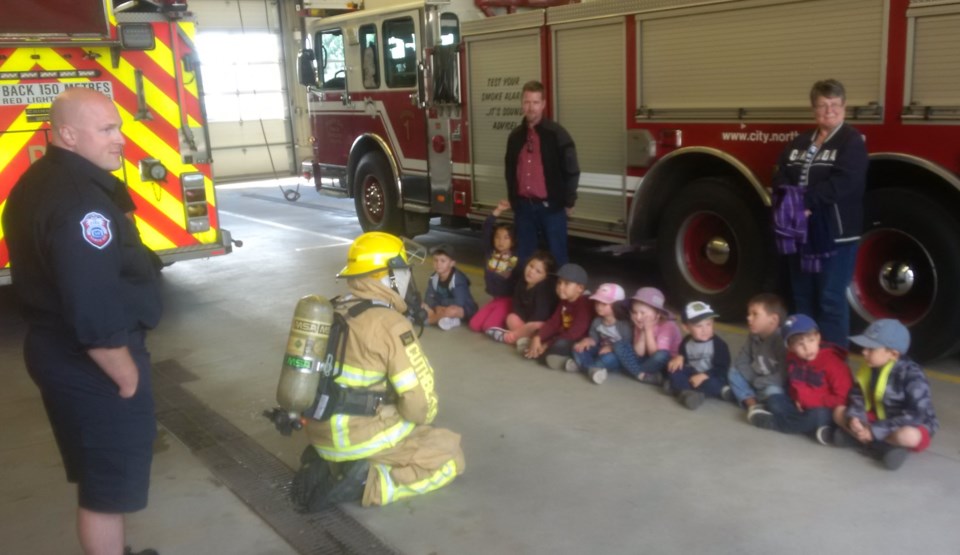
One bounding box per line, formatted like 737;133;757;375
291;447;333;512
303;458;370;512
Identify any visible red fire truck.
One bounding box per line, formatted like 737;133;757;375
297;0;960;360
0;0;235;285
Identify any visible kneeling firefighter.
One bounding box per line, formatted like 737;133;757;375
272;231;465;511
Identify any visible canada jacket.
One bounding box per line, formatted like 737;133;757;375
772;123;867;243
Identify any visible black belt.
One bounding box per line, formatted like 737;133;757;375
329;386;397;417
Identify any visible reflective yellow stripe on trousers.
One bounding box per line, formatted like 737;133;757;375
375;458;459;505
313;415;415;462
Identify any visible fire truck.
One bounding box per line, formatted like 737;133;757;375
297;0;960;361
0;0;235;285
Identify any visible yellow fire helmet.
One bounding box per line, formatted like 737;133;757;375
337;232;426;278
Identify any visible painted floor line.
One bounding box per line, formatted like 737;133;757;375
220;210;353;243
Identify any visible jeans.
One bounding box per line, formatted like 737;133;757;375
787;240;858;347
514;199;569;267
668;367;725;397
612;340;670;379
764;394;833;434
727;368;784;404
572;345;622;373
542;338;575;361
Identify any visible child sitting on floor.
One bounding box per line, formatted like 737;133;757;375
826;319;939;471
470;199;519;333
487;251;557;349
727;293;788;421
665;301;730;410
748;314;852;438
614;287;682;385
422;244;478;331
570;283;632;385
524;263;592;369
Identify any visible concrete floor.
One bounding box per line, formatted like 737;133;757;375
2;180;960;555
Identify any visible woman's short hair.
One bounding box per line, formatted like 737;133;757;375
810;79;846;105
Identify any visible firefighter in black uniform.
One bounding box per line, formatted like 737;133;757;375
2;88;161;555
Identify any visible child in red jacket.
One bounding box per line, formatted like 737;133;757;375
749;314;852;439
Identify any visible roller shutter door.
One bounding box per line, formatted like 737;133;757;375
909;12;960;108
640;0;885;109
466;31;542;207
554;21;625;224
190;0;294;181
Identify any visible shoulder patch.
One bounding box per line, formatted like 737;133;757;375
80;212;112;249
400;331;416;346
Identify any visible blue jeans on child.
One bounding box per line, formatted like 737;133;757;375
727;368;784;404
763;394;833;434
668;367;725;397
572;345;621;373
612;340;670;380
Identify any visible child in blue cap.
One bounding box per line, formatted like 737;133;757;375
825;319;939;470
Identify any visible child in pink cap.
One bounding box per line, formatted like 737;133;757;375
612;287;682;385
570;283;633;384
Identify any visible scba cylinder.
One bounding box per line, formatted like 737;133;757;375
277;295;335;417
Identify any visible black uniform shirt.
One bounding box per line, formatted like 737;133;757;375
2;145;161;349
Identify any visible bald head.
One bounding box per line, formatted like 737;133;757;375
50;88;125;171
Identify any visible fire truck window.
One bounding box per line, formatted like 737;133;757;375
318;29;346;90
360;25;380;89
383;17;417;89
440;13;459;46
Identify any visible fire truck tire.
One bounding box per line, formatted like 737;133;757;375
851;188;960;361
656;178;769;318
354;151;403;234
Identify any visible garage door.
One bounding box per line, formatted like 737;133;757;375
190;0;294;181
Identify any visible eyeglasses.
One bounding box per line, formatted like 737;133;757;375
814;101;845;113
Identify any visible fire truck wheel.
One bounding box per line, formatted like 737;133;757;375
354;151;403;234
851;188;960;361
656;178;769;318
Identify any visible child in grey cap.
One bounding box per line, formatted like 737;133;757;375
825;319;939;470
524;263;592;369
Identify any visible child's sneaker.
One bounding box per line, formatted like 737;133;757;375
881;446;910;471
829;428;861;449
720;385;734;403
636;372;662;385
545;354;571;370
662;379;674;396
564;358;580;372
815;425;833;446
438;317;461;331
679;390;705;410
515;337;530;354
588;367;607;385
485;327;507;342
747;405;774;428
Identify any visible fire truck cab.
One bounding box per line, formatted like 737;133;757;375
298;0;960;361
